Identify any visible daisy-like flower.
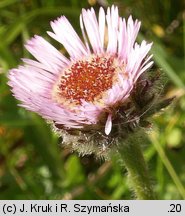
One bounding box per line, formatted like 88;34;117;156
8;6;158;156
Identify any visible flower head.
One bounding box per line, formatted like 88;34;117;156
8;6;161;156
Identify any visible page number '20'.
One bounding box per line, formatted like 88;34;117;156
168;204;181;212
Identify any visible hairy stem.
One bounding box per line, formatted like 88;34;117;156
117;138;156;199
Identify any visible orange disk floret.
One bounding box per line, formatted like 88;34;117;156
57;55;117;105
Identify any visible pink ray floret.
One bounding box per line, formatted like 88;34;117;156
8;5;153;135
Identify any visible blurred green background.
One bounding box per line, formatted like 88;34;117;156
0;0;184;199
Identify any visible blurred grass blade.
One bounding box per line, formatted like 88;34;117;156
4;7;80;46
149;131;185;199
24;114;64;181
0;44;17;67
152;43;185;88
0;0;19;8
184;12;185;58
139;34;184;88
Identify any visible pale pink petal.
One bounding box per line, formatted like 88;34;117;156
25;35;69;73
48;16;88;60
126;41;153;81
106;5;119;54
98;7;105;49
80;15;91;53
105;113;112;135
118;16;141;62
81;8;103;53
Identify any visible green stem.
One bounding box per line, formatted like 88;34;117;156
117;138;156;200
